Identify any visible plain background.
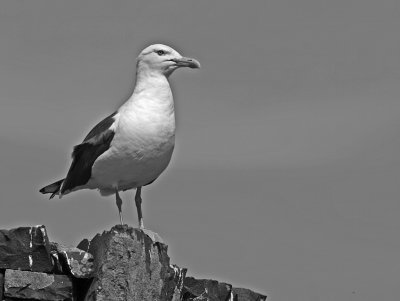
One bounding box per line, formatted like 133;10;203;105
1;0;400;300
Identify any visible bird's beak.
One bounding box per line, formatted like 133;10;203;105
172;57;201;69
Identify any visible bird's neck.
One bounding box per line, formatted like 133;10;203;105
133;65;171;96
122;67;174;114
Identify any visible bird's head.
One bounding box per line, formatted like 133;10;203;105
136;44;201;77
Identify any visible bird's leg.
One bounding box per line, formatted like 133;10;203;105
115;190;124;225
135;187;144;229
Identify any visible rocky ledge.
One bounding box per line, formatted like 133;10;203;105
0;225;266;300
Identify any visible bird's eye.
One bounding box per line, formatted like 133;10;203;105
156;50;166;56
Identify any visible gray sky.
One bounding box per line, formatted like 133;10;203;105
1;0;400;300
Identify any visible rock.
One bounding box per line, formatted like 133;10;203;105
167;264;187;301
73;277;94;301
50;242;94;278
81;225;185;301
0;225;54;272
182;277;232;301
0;225;266;300
76;239;90;253
182;278;267;301
0;269;4;300
49;249;64;275
141;228;164;244
232;287;267;301
4;269;73;300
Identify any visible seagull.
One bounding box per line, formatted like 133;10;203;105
40;44;200;228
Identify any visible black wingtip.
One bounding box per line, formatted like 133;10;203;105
40;179;64;198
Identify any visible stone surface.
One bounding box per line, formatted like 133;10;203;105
0;225;266;300
168;264;187;301
76;239;90;253
50;242;94;278
232;288;267;301
49;250;64;275
73;277;93;301
4;269;73;300
0;226;53;272
182;278;267;301
0;269;4;300
182;277;232;301
81;225;184;301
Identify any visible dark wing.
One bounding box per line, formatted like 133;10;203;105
39;179;64;199
60;111;117;194
83;111;118;142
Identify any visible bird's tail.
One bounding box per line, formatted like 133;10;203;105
39;179;64;199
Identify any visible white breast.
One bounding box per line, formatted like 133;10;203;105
89;83;176;194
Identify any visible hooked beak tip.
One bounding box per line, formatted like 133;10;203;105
174;57;201;69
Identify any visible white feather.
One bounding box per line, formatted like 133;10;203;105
89;72;176;194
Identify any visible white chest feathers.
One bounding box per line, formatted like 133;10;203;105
90;88;176;192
